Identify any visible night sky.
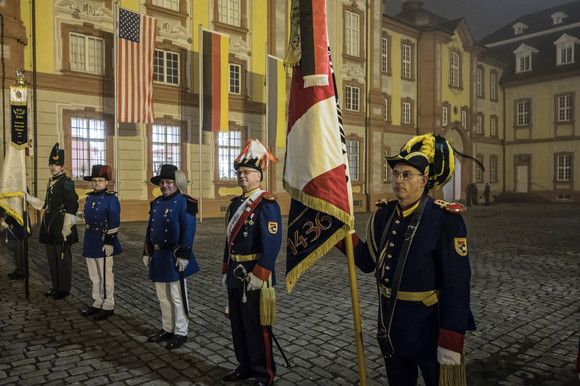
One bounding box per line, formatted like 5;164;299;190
386;0;575;41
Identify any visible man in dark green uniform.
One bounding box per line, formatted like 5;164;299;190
27;143;79;299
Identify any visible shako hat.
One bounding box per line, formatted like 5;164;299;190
83;165;112;181
233;139;279;181
386;134;455;191
49;143;65;166
150;164;178;186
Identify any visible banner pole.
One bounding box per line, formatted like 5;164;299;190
198;24;203;222
345;232;367;385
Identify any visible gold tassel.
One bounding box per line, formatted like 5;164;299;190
260;278;276;326
439;354;466;386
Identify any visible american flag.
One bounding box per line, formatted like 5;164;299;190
117;8;157;123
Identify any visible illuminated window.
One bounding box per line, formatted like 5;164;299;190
69;33;104;74
152;124;181;173
71;117;106;178
218;131;243;180
154;49;179;85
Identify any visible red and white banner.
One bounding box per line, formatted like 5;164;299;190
117;8;157;123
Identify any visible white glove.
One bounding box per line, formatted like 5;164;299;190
246;272;264;291
0;221;8;230
102;244;114;257
222;274;227;289
175;258;188;272
143;255;151;268
61;213;76;241
437;346;461;366
26;192;45;210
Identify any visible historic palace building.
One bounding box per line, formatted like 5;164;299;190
1;0;577;222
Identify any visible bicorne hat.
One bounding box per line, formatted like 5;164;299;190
150;164;178;186
386;134;455;191
48;143;64;166
83;165;112;181
233;139;279;181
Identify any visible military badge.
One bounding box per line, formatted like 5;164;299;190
454;238;467;256
268;221;278;234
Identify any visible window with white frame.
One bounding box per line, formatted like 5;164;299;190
490;155;498;183
514;44;538;73
218;0;241;27
345;85;360;112
490;71;498;101
153;0;179;11
556;154;571;181
442;106;448;127
476;115;483;134
450;52;460;87
384;98;388;121
402;102;411;124
69;33;104;74
461;110;467;129
476;154;484;183
402;44;412;79
551;12;567;25
152;124;181;174
490;116;498;136
218;131;243;180
71;117;106;178
154;49;179;85
229;64;241;94
513;22;527;35
516;100;530;126
476;66;484;97
557;94;573;122
346;140;360;181
381;37;388;73
345;11;360;57
554;34;579;65
384;149;390;182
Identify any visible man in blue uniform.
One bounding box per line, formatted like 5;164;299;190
80;165;122;320
26;143;79;300
143;164;199;350
0;207;31;280
222;139;282;386
341;134;476;386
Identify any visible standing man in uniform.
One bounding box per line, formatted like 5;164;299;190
0;207;31;280
26;143;79;300
339;134;476;386
483;183;491;206
143;164;199;350
222;139;282;386
80;165;122;320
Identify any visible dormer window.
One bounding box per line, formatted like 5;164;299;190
513;22;528;35
554;33;579;65
513;43;538;73
551;12;567;25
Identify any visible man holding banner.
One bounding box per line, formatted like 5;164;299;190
339;135;476;386
222;139;281;386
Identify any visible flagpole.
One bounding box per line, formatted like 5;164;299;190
198;24;203;222
264;43;272;193
113;1;119;194
345;232;367;385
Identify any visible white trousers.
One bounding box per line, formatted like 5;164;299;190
86;256;115;310
155;280;189;336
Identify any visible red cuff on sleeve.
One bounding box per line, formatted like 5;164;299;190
335;233;360;254
438;328;465;353
221;262;228;275
252;264;271;281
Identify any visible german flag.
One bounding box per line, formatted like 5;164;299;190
202;30;229;132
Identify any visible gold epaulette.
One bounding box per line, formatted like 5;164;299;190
375;198;396;207
263;193;277;201
433;199;466;214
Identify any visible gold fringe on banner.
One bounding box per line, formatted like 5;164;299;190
439;354;466;386
260;277;276;326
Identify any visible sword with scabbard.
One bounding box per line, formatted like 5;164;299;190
175;246;190;321
233;264;291;368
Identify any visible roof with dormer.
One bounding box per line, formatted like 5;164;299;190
479;0;580;85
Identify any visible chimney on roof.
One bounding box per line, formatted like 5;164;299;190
402;0;424;11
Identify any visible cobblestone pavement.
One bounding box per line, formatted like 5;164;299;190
0;203;579;386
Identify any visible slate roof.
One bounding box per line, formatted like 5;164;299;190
479;1;580;84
